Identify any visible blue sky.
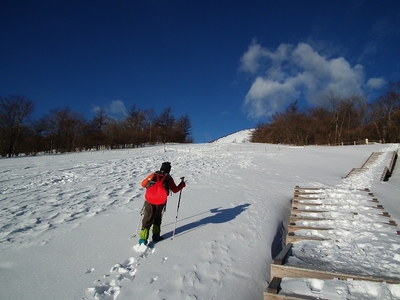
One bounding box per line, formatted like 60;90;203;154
1;1;399;143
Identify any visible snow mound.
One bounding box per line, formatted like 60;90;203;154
212;129;254;143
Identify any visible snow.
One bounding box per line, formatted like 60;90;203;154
0;130;399;300
211;128;254;143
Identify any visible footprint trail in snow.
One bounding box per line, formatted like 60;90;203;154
84;244;156;299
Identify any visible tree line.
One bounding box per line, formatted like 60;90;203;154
0;97;193;157
251;80;400;146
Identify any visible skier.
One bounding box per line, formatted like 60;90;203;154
139;162;185;245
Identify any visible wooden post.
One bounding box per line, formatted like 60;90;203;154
267;277;282;294
272;243;292;265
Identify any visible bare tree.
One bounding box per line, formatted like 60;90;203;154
0;94;196;155
122;105;149;147
250;94;370;146
307;106;333;145
0;95;34;157
154;107;175;144
22;117;48;155
319;89;345;145
86;107;110;150
367;81;400;143
173;114;193;143
103;118;124;149
319;90;368;144
251;122;272;143
43;107;86;153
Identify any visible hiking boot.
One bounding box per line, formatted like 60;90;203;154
139;228;149;245
152;234;164;243
139;239;148;245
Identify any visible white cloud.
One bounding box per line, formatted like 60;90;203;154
367;77;386;89
91;100;127;118
244;77;300;119
240;42;373;119
239;41;264;74
109;100;126;115
239;40;292;76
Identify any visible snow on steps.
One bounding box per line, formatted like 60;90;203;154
345;151;398;181
264;150;399;299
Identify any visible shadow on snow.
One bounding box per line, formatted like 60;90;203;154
164;203;251;239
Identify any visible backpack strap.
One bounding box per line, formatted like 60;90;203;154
151;171;170;194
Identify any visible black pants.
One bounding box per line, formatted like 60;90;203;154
141;201;165;231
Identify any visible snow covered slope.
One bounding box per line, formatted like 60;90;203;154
0;142;399;300
211;129;254;143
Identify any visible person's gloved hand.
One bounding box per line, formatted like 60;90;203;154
178;181;186;189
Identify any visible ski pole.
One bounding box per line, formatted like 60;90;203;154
171;177;185;240
131;203;145;239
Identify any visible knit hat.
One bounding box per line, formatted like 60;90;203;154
160;162;171;174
